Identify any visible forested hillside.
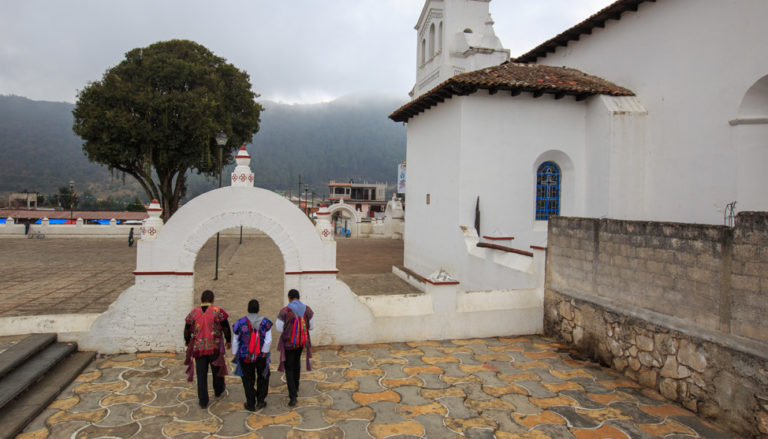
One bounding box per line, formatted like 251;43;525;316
0;94;406;203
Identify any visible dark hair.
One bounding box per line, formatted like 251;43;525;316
248;299;259;313
201;290;214;303
288;289;300;300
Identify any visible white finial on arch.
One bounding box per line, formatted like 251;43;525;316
231;145;255;187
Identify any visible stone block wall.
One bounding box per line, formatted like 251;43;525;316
730;212;768;342
545;212;768;438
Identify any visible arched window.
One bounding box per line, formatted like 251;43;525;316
438;21;443;53
421;38;426;65
429;23;435;58
535;161;561;220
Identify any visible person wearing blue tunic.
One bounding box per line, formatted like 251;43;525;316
231;299;273;411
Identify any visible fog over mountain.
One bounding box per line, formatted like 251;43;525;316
0;94;406;203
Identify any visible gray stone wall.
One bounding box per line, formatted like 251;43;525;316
545;212;768;438
730;212;768;342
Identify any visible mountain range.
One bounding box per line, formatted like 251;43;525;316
0;94;406;203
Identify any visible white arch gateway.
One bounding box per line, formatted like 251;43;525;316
77;184;348;353
75;147;541;353
328;200;361;238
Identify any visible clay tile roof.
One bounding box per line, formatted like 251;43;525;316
389;62;634;123
515;0;652;63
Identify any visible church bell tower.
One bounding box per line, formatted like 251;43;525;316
412;0;510;99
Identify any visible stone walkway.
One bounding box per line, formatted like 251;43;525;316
17;335;734;438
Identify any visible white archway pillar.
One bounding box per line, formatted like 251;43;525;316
79;186;337;353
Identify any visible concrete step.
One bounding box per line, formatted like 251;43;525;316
0;351;95;439
0;333;57;380
0;341;77;409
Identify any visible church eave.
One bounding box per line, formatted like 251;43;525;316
389;64;634;123
391;84;596;123
515;0;654;63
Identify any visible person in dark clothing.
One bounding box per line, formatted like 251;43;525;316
184;290;231;408
128;227;134;247
276;289;314;407
232;299;273;411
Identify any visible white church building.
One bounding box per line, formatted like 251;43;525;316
390;0;768;292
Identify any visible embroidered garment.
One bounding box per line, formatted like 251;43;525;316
277;302;314;372
233;316;273;360
185;305;229;357
183;305;229;381
232;316;273;377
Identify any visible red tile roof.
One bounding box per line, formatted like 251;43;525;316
515;0;652;63
389;62;634;122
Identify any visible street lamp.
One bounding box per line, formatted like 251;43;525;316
304;184;309;216
214;131;228;281
69;180;75;222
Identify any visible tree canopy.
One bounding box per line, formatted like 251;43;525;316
72;39;262;219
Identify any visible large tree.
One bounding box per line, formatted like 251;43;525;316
73;39;262;220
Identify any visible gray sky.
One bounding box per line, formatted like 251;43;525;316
0;0;614;104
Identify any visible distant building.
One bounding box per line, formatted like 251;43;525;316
328;180;387;217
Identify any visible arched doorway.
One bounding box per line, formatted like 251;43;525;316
328;202;361;238
193;227;284;359
79;186;338;353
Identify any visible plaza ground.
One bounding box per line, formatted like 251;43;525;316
0;237;736;438
0;235;418;319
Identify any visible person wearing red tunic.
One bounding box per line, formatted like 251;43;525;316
184;290;231;408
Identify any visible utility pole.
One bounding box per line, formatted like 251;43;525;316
297;175;302;209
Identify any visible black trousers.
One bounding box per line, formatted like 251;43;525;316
284;347;303;399
195;352;225;406
241;356;269;408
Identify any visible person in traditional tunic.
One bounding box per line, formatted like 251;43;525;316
231;299;273;411
184;290;231;408
276;289;314;407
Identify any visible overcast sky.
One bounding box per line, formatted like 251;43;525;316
0;0;614;105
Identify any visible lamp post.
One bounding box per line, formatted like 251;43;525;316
214;131;228;281
304;184;309;216
69;180;75;222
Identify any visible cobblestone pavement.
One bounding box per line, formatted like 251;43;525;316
19;335;734;439
0;236;415;318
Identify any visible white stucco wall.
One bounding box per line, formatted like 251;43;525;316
534;0;768;223
404;97;463;278
404;90;591;292
0;222;136;238
458;92;586;247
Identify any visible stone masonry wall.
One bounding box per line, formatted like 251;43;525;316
544;212;768;438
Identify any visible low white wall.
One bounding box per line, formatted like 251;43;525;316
55;272;543;353
0;313;100;337
314;277;542;345
0;222;136;238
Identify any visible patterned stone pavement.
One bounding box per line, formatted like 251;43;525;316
18;335;735;439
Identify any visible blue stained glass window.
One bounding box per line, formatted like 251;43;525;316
535;161;560;220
